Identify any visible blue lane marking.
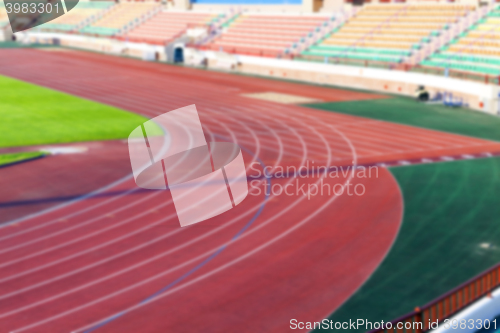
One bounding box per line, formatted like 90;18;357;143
83;139;270;333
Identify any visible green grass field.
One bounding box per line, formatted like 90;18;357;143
0;75;152;148
304;97;500;142
0;151;46;167
319;157;500;331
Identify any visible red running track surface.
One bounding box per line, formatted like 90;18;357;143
0;141;132;224
0;49;499;333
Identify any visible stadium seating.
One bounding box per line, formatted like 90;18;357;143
41;2;114;32
80;2;159;37
203;13;331;57
301;4;473;65
421;5;500;76
123;11;221;45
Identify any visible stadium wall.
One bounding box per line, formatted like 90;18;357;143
202;52;500;114
24;32;167;60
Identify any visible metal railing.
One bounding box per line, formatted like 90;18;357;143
370;262;500;333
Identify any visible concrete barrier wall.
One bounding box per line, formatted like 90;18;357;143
202;51;500;114
22;32;167;61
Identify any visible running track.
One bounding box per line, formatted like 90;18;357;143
0;49;500;333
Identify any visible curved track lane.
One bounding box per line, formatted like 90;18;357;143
0;49;497;332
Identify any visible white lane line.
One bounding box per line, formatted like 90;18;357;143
66;118;352;333
5;95;332;330
0;113;288;319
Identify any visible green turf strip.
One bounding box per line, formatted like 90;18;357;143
0;42;58;49
318;158;500;332
0;75;154;148
0;151;46;166
303;97;500;142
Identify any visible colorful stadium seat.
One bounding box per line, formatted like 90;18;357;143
41;1;114;33
203;13;331;57
301;4;473;66
80;2;160;37
122;11;222;45
422;5;500;76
